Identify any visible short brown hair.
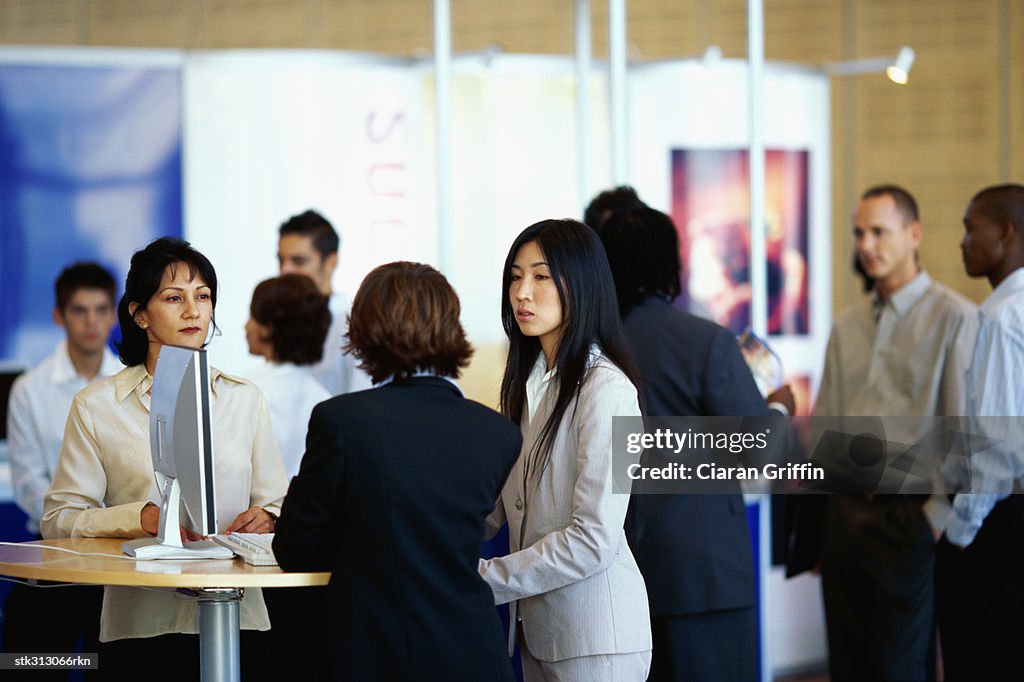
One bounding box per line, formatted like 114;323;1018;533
250;274;331;366
56;261;116;311
346;262;473;384
862;184;919;224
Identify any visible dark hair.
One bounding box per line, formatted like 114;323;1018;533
345;262;473;384
861;184;919;225
55;262;116;311
115;237;219;367
583;185;647;230
250;274;331;366
597;206;682;316
500;219;641;480
279;209;339;260
970;183;1024;229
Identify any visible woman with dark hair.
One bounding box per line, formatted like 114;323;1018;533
246;273;332;478
42;237;287;677
272;261;521;681
479;219;653;681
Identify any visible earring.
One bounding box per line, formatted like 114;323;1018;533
140;323;148;330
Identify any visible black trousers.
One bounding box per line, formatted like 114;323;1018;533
936;495;1024;681
820;496;936;682
96;629;273;682
2;581;102;682
646;607;757;682
261;586;327;680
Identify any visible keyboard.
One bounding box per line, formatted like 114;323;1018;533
211;533;278;566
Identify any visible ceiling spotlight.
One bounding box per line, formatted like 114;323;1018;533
823;45;916;85
886;46;915;84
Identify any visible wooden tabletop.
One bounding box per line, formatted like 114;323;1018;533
0;538;330;589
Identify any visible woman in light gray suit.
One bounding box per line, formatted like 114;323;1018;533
480;219;653;681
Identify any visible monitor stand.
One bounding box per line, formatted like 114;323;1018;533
122;477;233;560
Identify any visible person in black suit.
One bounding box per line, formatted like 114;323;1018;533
593;202;794;682
272;261;521;682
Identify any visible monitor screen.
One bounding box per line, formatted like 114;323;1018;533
0;368;26;441
122;345;231;559
150;345;217;536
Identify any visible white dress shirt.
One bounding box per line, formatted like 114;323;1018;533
41;364;288;642
249;361;330;478
312;292;373;396
946;267;1024;546
6;341;122;533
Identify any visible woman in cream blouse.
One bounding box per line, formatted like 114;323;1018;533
480;219;652;681
42;237;287;678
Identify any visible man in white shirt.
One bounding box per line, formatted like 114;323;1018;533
277;209;372;395
3;262;121;672
937;183;1024;681
7;263;121;533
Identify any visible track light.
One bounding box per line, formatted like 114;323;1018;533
823;45;916;85
885;46;915;84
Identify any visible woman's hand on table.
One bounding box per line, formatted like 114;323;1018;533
141;501;206;542
225;506;276;534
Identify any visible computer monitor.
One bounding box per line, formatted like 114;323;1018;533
0;366;26;442
123;346;231;560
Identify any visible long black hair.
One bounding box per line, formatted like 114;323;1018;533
116;237;219;367
500;218;641;480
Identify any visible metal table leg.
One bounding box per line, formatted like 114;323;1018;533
196;588;242;682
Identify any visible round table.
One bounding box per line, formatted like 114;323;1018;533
0;537;330;682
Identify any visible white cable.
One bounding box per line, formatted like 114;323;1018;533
0;575;173;594
0;540;155;561
0;575;84;588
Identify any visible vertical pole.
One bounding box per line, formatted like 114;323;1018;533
747;3;770;682
748;0;767;339
575;0;592;210
434;0;454;273
198;589;241;682
608;0;628;184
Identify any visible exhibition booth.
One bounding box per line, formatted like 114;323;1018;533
0;45;832;677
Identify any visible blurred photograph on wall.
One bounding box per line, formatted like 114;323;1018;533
670;148;810;336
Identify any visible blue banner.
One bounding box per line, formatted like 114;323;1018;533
0;60;182;365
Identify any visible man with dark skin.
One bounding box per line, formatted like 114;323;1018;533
937;183;1024;681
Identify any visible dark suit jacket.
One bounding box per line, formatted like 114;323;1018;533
622;297;772;617
273;377;521;681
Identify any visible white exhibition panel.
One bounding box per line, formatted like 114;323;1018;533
183;51;428;377
443;55;611;345
183;52;613;374
629;60;832;401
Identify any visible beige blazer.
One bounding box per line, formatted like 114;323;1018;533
480;353;652;662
